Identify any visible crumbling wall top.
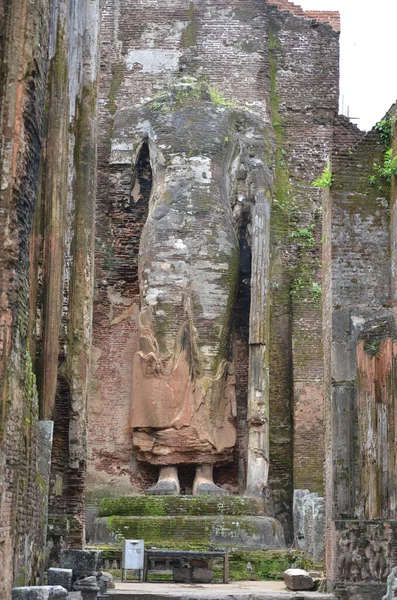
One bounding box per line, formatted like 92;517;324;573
268;0;341;32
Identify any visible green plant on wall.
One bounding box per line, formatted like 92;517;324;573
375;117;392;147
372;148;397;185
289;223;316;250
312;161;332;188
208;86;237;107
149;79;238;113
291;270;322;307
370;115;397;192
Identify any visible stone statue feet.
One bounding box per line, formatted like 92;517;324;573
193;481;230;496
147;466;180;496
193;464;229;496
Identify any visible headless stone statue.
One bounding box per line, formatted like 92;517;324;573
127;82;268;495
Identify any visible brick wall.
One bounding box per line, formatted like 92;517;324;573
46;0;100;553
268;0;340;31
0;0;100;595
0;0;52;595
266;4;339;539
325;110;397;598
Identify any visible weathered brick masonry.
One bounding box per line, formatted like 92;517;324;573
0;0;52;593
0;0;100;597
269;0;340;32
324;106;397;600
266;4;339;536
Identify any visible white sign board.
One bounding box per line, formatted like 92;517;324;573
122;539;144;570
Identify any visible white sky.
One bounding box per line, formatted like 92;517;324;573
297;0;397;131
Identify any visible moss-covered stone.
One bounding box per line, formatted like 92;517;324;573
106;63;124;115
47;515;82;538
93;514;284;552
181;2;197;48
98;495;265;517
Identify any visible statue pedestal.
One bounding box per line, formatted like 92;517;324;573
84;495;317;581
91;495;285;550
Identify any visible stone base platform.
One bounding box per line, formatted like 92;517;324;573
91;514;285;549
89;495;285;550
112;581;337;600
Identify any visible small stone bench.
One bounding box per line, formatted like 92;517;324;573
141;549;229;583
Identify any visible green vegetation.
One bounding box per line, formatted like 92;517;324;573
149;78;238;113
208;86;237;107
268;24;291;218
291;270;322;306
312;162;332;188
364;338;382;357
370;115;397;192
289;222;322;306
375;117;393;147
372;147;397;185
289;224;315;250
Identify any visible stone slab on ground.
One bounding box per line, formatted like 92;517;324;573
12;587;68;599
112;581;337;599
173;567;193;583
99;571;115;592
284;569;315;591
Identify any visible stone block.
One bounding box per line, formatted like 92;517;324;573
191;567;215;583
67;595;82;600
293;489;310;549
311;496;325;563
189;559;209;569
383;565;397;599
294;489;325;562
173;566;192;583
98;572;115;592
284;569;315;591
12;587;68;600
331;341;356;382
73;576;99;600
48;569;73;592
61;550;102;576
